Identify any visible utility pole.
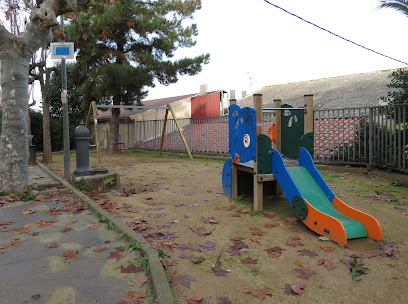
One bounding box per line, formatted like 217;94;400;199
60;15;70;179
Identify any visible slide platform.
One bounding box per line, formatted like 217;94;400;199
271;148;382;245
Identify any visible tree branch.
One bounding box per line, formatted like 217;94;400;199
17;0;77;58
0;24;14;56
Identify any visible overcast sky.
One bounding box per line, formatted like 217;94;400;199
145;0;408;101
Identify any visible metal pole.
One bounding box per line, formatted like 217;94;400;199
60;15;70;178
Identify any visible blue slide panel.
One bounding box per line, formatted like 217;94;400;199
270;148;303;206
229;104;256;163
298;148;336;202
222;158;233;198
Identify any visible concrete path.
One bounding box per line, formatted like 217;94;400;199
0;166;156;304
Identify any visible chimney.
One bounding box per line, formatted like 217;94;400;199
242;91;247;98
200;84;208;93
230;90;236;100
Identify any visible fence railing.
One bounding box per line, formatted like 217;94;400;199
131;105;407;173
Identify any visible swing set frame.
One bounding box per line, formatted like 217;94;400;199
85;101;193;168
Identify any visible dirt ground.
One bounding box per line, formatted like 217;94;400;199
47;151;408;304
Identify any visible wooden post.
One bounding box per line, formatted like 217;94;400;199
159;109;169;155
253;94;263;211
168;104;193;160
85;104;92;128
304;95;314;134
274;99;282;153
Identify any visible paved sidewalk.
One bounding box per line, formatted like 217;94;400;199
0;166;153;304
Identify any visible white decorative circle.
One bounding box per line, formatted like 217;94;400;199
243;134;250;148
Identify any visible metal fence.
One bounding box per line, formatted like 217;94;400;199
133;105;408;173
315;105;407;172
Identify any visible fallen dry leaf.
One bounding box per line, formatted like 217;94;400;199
249;227;264;236
0;240;22;250
284;283;306;295
320;246;335;252
61;250;78;260
10;227;30;235
245;286;272;300
263;212;275;219
171;275;197;288
212;267;228;277
87;225;99;230
120;263;144;273
242;257;258;264
60;227;73;233
22;209;35;215
317;259;336;271
296;268;316;279
286;241;304;247
203;216;218;224
132;273;148;288
217;297;233;304
106;250;123;259
295;261;311;268
191;256;205;264
186;297;208;304
298;249;319;258
46;242;60;248
190;226;214;237
93;247;108;253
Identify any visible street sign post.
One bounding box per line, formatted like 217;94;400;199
50;42;75;60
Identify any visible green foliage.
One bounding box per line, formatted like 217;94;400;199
11;187;37;202
350;257;368;281
250;210;261;216
100;216;108;223
129;240;142;251
65;0;210;144
391;180;408;187
381;69;408;105
105;174;119;189
137;257;149;266
232;195;245;203
157;248;167;258
74;178;92;192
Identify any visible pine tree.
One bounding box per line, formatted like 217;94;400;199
66;0;210;152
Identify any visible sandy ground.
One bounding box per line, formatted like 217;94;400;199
47;151;408;304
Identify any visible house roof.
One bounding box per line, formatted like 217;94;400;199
238;68;406;110
96;93;199;121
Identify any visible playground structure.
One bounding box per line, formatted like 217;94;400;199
222;94;382;245
85;101;194;167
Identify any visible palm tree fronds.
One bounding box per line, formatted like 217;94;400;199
378;0;408;18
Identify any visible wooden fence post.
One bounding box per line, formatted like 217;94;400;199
304;95;314;134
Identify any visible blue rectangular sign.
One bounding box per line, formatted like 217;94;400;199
55;46;70;56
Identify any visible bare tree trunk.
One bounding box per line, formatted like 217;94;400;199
107;105;120;153
0;0;78;192
0;54;30;191
40;52;53;163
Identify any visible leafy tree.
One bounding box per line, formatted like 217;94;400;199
0;0;78;192
381;69;408;105
66;0;210;152
378;0;408;17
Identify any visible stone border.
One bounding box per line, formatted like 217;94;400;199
36;161;175;304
